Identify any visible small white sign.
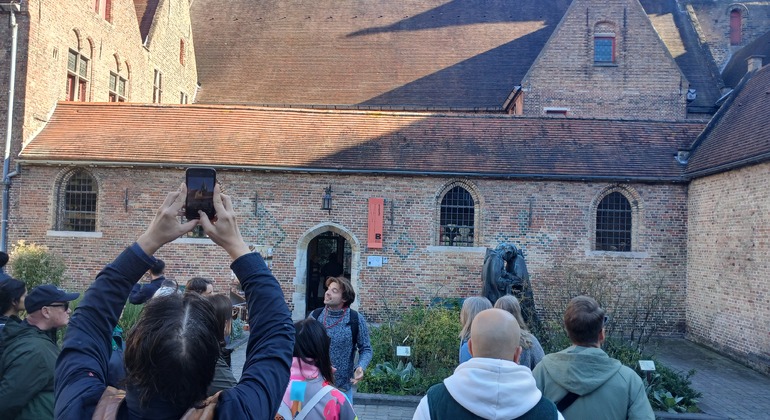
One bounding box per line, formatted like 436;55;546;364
367;256;383;267
396;346;411;357
639;360;656;371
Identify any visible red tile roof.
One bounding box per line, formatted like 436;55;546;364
686;64;770;177
22;103;705;181
189;0;572;109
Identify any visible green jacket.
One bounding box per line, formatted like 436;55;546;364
533;346;654;420
0;319;59;420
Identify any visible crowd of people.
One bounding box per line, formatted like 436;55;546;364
0;183;655;420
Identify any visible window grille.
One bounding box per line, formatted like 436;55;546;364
439;186;475;247
60;171;97;232
594;36;615;63
596;192;631;252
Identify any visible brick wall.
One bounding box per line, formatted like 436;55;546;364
522;0;687;120
0;0;197;151
9;165;688;332
687;162;770;374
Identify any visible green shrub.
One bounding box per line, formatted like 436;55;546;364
9;240;66;289
360;301;460;395
119;302;144;331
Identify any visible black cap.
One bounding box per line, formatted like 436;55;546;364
25;284;80;313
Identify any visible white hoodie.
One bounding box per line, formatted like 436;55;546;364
412;358;564;420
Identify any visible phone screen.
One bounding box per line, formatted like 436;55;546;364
185;168;217;220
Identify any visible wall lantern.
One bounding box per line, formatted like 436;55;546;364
321;185;333;214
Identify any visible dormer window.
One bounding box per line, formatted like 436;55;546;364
594;34;615;64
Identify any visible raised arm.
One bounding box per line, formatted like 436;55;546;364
55;184;197;418
198;185;294;418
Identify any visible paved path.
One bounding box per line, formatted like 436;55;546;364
647;337;770;420
231;333;770;419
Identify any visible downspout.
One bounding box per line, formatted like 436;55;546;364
1;1;20;252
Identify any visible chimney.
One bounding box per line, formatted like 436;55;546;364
747;55;765;73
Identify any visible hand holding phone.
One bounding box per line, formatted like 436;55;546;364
185;168;217;220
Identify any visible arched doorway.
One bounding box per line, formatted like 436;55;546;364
306;231;351;314
293;223;361;320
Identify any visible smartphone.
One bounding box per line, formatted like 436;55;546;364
185;168;217;220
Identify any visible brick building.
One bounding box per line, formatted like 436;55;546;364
0;0;768;372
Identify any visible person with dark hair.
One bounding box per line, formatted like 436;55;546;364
0;251;11;282
0;284;79;419
186;277;214;296
206;293;237;395
0;277;26;333
128;258;166;304
533;296;654;419
54;183;294;419
309;276;372;403
276;318;356;420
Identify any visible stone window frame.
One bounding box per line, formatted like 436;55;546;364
52;168;100;234
433;180;483;248
108;54;128;102
593;22;618;66
588;185;642;254
153;69;163;103
66;31;93;102
94;0;112;23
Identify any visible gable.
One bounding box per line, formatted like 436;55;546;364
521;0;689;120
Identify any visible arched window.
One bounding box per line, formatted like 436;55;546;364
730;9;742;46
109;56;127;102
595;192;631;251
66;35;90;101
57;170;98;232
439;186;475;246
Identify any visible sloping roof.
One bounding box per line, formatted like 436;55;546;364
189;0;571;109
21;103;705;182
722;31;770;89
685;64;770;177
641;0;722;114
133;0;160;42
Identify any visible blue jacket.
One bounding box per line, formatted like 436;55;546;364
54;244;294;419
127;275;165;304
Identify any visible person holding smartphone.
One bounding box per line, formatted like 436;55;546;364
54;182;294;419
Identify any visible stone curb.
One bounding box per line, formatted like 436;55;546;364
354;392;422;408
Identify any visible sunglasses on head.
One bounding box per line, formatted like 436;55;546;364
47;302;69;311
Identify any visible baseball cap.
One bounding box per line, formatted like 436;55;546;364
25;284;80;313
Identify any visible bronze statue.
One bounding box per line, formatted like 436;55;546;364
481;243;539;326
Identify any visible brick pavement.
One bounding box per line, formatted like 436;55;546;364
647;337;770;420
232;333;770;419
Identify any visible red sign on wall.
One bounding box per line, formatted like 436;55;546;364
368;198;384;249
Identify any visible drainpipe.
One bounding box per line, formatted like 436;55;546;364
1;1;20;252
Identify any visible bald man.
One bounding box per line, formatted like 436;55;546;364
412;309;564;420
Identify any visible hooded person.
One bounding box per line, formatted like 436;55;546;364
412;308;563;420
532;296;654;420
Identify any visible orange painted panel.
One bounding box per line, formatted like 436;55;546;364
368;198;384;249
